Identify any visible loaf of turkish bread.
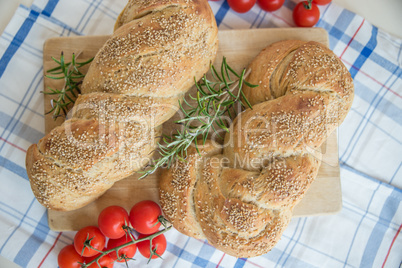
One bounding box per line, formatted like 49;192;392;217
25;0;218;211
159;40;354;257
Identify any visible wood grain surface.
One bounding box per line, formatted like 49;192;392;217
43;28;341;231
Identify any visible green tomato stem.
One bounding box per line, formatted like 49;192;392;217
303;0;313;9
81;223;172;268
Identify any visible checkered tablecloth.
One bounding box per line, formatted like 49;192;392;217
0;0;401;267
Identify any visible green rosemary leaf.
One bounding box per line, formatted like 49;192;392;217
210;63;222;82
197;76;210;97
178;101;192;118
182;94;195;108
236;68;246;99
244;80;259;88
64;93;75;104
71;53;76;70
225;62;241;79
240;89;253;109
43;87;60;95
223;57;232;82
194;138;201;155
44;52;94;119
45;105;56;115
210;123;224;140
225;105;233;119
45;75;65;80
77;57;94;66
203;77;220;100
221;59;231;92
46;68;64;74
68;87;77;98
69;75;86;79
50;56;61;65
221;99;234;107
60;53;65;72
138;57;257;179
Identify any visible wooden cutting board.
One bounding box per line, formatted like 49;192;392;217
43;28;341;231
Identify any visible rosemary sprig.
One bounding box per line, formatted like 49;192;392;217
43;52;93;119
139;57;258;179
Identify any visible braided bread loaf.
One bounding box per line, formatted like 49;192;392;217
25;0;218;211
159;40;354;257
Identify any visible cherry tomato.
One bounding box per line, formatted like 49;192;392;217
137;233;167;259
107;235;137;262
293;1;320;27
98;205;129;239
313;0;331;5
58;244;84;268
227;0;256;13
257;0;285;12
84;253;114;268
129;200;162;234
74;226;106;257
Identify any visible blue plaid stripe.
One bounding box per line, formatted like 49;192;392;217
0;0;59;78
0;9;39;78
0;1;401;267
0;198;36;254
0;156;28;180
0;69;44;152
340;63;401;163
76;0;100;32
41;0;59;17
389;163;402;185
14;212;49;267
215;1;230;27
275;218;303;267
0;0;112;264
1;32;42;58
234;258;246;268
168;242;222;268
29;5;83;36
352;80;402;127
349;27;378;79
360;188;401;268
319;19;400;75
0;200;58;237
280;218;308;267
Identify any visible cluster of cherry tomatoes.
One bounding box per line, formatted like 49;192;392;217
209;0;332;27
58;200;168;268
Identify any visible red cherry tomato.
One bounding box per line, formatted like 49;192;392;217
84;253;114;268
227;0;257;13
313;0;331;5
257;0;285;12
129;200;162;234
293;1;320;27
137;233;167;259
58;245;85;268
74;226;106;257
107;235;137;262
98;205;129;239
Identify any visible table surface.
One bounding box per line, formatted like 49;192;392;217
0;1;401;268
1;0;402;39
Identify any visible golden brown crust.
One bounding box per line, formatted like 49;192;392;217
159;141;222;239
26;144;113;211
72;93;181;127
159;40;354;257
83;1;218;98
26;0;218;211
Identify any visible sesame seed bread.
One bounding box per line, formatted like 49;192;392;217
25;0;218;211
159;40;354;258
